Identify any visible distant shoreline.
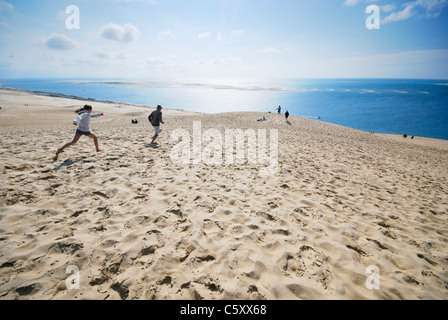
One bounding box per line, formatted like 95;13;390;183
73;80;303;92
1;86;448;144
0;86;151;107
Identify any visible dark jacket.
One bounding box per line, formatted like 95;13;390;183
149;110;163;127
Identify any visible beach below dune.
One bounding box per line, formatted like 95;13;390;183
0;88;447;300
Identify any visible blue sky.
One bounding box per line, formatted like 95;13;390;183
0;0;447;79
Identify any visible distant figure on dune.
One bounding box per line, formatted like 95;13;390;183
131;119;139;124
403;134;408;138
257;117;266;122
285;111;290;120
149;105;165;145
55;105;104;159
277;106;281;114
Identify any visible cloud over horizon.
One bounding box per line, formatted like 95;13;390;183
343;0;448;24
45;33;77;51
382;0;448;24
101;23;140;43
0;1;13;11
1;1;447;79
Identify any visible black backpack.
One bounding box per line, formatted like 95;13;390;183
148;111;155;124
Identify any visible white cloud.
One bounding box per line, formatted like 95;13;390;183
117;52;128;59
116;0;158;4
197;32;212;40
382;4;415;23
57;10;68;22
96;51;111;59
45;34;77;51
380;4;396;12
0;1;13;11
343;0;362;6
231;29;245;37
101;23;140;43
147;57;165;65
145;55;184;72
216;32;223;43
95;49;130;60
344;0;380;5
259;47;283;54
418;0;448;17
382;0;447;24
306;49;448;79
211;56;242;65
157;30;176;40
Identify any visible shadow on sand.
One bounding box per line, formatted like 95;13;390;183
144;143;159;149
53;157;88;171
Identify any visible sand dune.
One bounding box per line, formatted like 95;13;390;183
0;88;447;300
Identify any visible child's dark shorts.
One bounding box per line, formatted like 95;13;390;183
76;129;92;136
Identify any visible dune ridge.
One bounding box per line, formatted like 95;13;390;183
0;88;447;300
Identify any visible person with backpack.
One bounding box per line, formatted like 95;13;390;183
55;105;104;159
148;105;165;145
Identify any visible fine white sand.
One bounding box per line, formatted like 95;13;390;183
0;87;447;300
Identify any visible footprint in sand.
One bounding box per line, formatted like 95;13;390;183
282;245;332;290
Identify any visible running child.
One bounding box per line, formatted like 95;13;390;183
55;105;104;159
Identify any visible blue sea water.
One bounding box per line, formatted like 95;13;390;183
1;78;447;140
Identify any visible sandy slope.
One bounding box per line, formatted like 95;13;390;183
0;87;447;300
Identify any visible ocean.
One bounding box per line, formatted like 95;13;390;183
1;78;447;140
